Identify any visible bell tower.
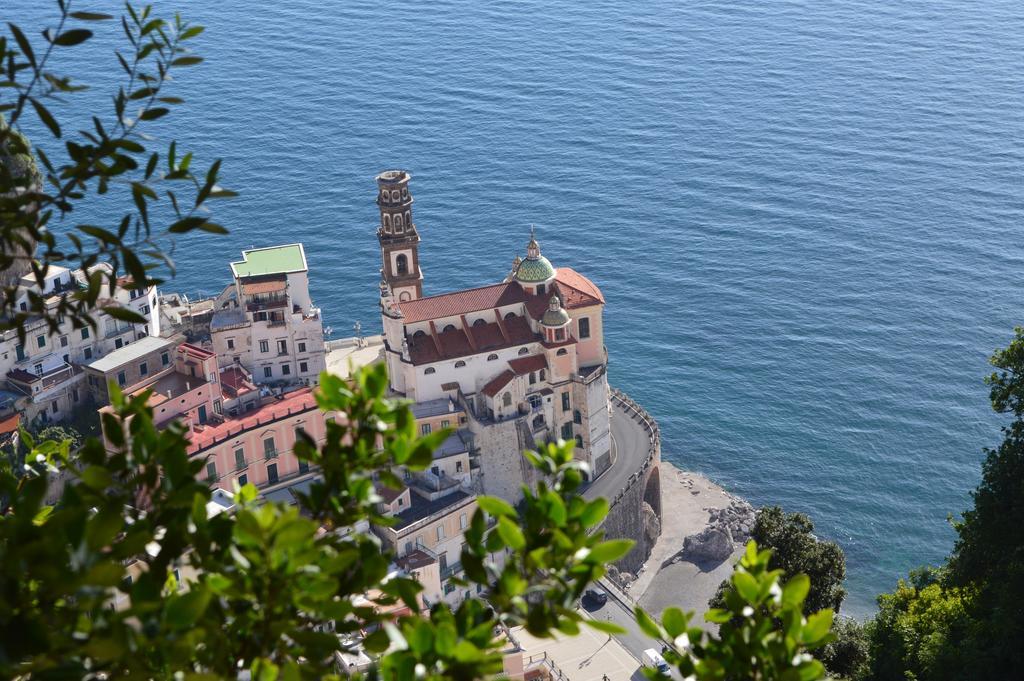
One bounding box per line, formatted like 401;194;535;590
376;170;423;302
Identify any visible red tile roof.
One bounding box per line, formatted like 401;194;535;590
0;412;20;435
398;282;526;323
179;342;215;360
508;354;547;375
219;366;256;398
556;268;605;306
481;369;515;397
408;315;538;366
187;387;317;453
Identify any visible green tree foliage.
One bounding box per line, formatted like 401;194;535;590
864;569;974;681
1;3;232;340
818;617;869;681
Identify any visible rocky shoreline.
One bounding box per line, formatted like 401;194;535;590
613;461;757;627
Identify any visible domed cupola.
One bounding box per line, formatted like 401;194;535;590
541;295;570;328
513;228;556;286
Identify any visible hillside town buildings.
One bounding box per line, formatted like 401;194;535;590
210;243;326;386
0;263;159;429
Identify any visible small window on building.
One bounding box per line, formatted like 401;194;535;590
454;360;466;368
537;284;546;296
561;422;573;440
436;525;444;541
502;392;512;407
529;372;536;385
238;474;248;487
505;312;517;321
460;513;468;529
72;389;79;402
281;364;291;376
518;347;529;355
421;423;432;435
114;338;124;350
473;318;487;327
264;437;277;459
161;351;170;366
226;338;235;350
206;462;217;481
555;328;565;341
556;349;568;356
396;253;409;275
117;371;127;386
299;460;309;475
259;340;269;353
213;400;222;414
424;367;436;375
574;409;582;424
277;339;287;354
263;367;273;378
139;361;148;376
562;392;570;411
442;324;456;333
234;448;245;469
33;363;43;376
84;347;93;360
298;341;306;353
15;344;25;361
51;401;58;414
575;435;583;448
487;354;498;361
441;419;450;428
59;335;68;348
456;460;463;473
36;335;45;349
81;327;90;340
578;317;591;339
299;361;308;373
267;463;279;484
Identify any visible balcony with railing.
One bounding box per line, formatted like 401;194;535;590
245;293;288;313
440;560;463;581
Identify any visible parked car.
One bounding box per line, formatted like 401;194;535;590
583;587;608;607
642;648;671;676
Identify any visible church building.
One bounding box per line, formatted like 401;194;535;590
375;170;612;500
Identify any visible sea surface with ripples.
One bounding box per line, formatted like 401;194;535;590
12;0;1024;616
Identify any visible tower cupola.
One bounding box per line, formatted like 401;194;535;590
376;169;423;303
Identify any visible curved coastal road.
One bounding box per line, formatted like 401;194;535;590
583;399;652;502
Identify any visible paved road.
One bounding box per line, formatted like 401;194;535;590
584;399;652;502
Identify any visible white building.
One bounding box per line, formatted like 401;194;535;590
209;244;326;387
0;264;160;425
375;171;612;501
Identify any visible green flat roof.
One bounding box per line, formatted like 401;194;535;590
230;244;307;278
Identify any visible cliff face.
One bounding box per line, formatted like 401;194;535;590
0;118;41;288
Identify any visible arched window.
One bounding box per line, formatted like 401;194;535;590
424;367;436;375
413;330;427;339
537;284;546;295
383;214;391;229
504;312;518;321
502;393;512;407
539;369;546;381
557;349;568;356
396;254;409;276
473;318;487;327
394;213;403;229
391;190;400;202
575;435;583;448
399;291;411;302
487;353;499;361
402;188;409;199
518;347;529;355
533;414;544;429
455;360;466;368
381;191;389;204
442;324;456;333
405;211;411;226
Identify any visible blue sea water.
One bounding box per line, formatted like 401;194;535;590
10;0;1024;617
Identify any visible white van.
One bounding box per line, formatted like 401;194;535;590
642;648;671;676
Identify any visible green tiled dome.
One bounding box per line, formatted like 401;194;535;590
515;254;555;283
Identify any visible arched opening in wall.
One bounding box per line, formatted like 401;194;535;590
412;330;427;340
557;349;568;356
399;291;411;302
391;190;400;202
473;318;487;327
575;435;583;448
487;353;498;361
383;214;391;230
455;360;466;368
504;312;518;321
424;367;436;375
502;392;512;407
643;464;662;519
518;347;529;355
442;324;457;333
396;254;409;276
